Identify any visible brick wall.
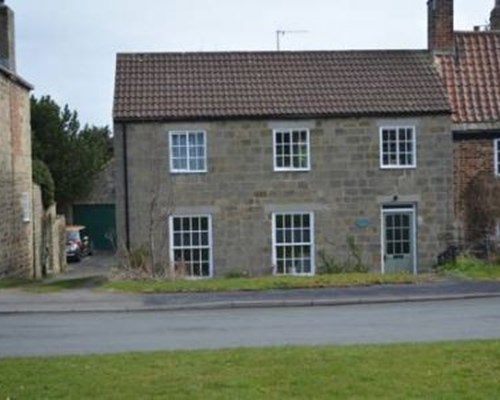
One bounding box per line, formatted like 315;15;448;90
115;115;454;275
428;0;454;52
453;136;499;237
0;72;33;278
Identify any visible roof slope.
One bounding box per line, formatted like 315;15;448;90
435;31;500;124
114;50;450;122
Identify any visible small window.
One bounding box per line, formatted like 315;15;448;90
379;126;416;169
494;139;500;177
170;215;212;277
21;192;30;222
169;131;207;173
272;212;314;275
273;129;310;171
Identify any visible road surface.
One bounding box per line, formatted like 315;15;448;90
1;298;499;357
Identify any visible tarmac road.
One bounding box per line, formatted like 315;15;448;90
1;297;499;357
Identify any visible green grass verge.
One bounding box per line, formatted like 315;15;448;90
104;273;434;293
440;256;500;280
0;340;499;399
0;277;104;293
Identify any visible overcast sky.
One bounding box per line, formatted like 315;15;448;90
6;0;496;128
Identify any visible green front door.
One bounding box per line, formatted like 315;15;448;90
382;206;416;274
72;204;116;251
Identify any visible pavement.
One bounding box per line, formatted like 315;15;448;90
0;252;499;314
1;276;500;314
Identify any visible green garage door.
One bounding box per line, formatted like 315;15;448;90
72;204;116;251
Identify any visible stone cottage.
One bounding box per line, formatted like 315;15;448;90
113;46;455;277
0;0;34;277
431;0;500;244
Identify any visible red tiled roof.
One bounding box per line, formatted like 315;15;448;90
114;50;450;122
435;31;500;124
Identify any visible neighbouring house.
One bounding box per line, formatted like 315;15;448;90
0;1;34;278
431;0;500;247
113;7;456;277
0;1;66;278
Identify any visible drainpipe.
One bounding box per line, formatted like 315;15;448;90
122;123;130;250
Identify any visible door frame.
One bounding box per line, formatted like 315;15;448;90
380;204;417;275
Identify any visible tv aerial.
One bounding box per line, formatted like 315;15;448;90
276;30;309;51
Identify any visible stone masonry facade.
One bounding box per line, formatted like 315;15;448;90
0;70;33;277
115;115;454;276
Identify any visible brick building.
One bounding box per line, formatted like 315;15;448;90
431;0;500;242
0;1;34;277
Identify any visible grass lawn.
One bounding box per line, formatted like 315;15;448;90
103;272;434;293
0;340;499;399
440;256;500;280
0;277;103;293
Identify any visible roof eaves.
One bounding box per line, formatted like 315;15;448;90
0;65;33;91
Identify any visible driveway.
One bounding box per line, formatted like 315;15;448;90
58;251;116;280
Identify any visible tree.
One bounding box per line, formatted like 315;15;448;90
30;95;112;209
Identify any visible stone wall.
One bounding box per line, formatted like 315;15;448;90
0;71;33;278
32;184;67;277
115;115;454;275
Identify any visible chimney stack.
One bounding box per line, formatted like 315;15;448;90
0;0;16;72
491;0;500;30
428;0;454;53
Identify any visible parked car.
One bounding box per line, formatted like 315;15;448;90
66;225;93;262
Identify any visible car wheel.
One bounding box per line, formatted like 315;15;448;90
74;253;82;262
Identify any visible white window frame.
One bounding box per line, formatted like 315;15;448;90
273;128;311;172
272;212;315;276
169;214;213;278
494;139;500;177
379;126;417;169
169;130;207;174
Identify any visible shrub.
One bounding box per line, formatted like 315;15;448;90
318;236;369;274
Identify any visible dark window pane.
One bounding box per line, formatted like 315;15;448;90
276;260;284;274
293;215;301;227
192;218;199;231
174;233;182;247
387;243;394;254
395;243;402;254
202;263;210;276
303;214;310;227
201;218;208;230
